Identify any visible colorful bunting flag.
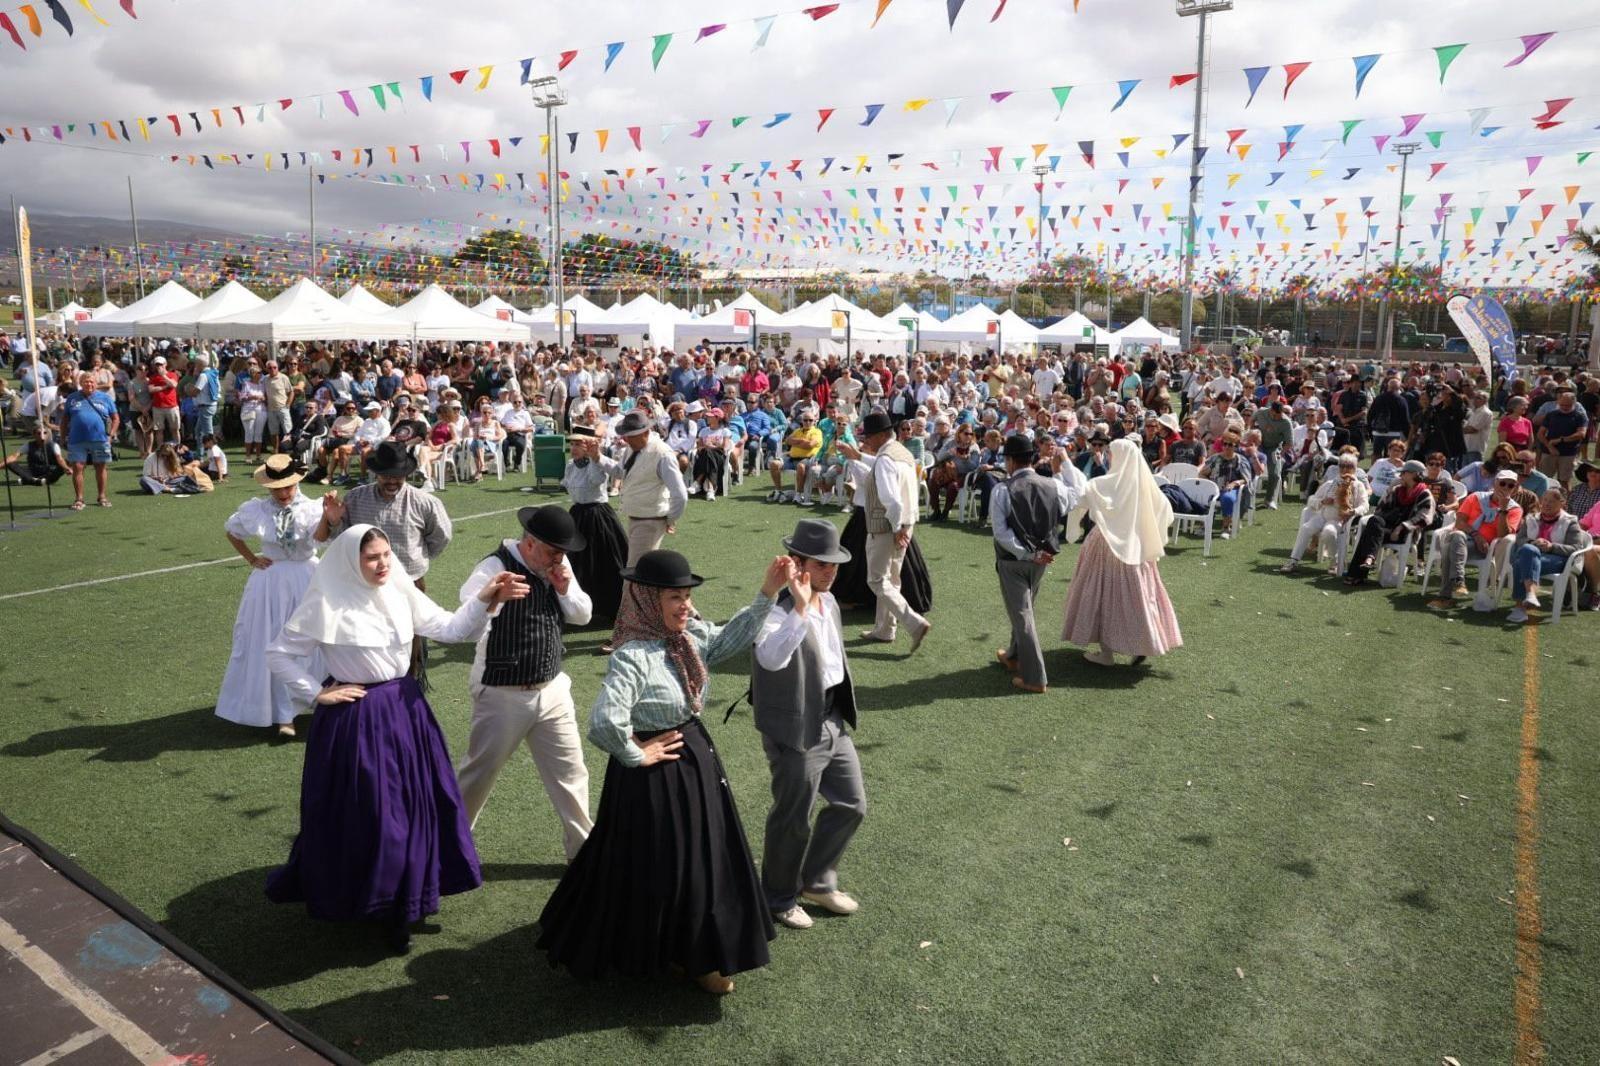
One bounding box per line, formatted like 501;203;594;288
1282;61;1311;98
650;33;672;70
1351;53;1380;96
1111;79;1139;111
1433;43;1466;83
1505;31;1553;67
1243;66;1269;107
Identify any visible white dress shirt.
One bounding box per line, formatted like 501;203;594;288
459;539;592;687
754;592;846;690
990;467;1086;560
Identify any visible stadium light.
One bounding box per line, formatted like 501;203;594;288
1175;0;1231;352
531;76;570;347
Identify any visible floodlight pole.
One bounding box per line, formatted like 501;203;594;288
1176;0;1229;353
127;176;146;300
309;166;317;281
531;75;569;348
1383;141;1420;359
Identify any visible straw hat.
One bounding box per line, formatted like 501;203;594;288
253;454;306;489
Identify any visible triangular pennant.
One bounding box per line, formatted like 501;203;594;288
1243;66;1269;107
1111;79;1140;111
1505;31;1553;67
1170;72;1198;89
1341;119;1362;144
695;23;726;41
1352;53;1380;97
43;0;71;34
651;33;673;69
1433;43;1466;83
1282;61;1311;98
604;41;624;71
861;103;884;126
946;0;965;28
871;0;894;26
752;15;776;49
1050;85;1072;118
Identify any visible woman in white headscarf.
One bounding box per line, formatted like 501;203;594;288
264;523;528;953
1062;437;1183;666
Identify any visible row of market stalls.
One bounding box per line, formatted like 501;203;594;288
58;279;1180;356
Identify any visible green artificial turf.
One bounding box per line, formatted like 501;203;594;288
0;459;1595;1064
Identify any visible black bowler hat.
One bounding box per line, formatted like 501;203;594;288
569;424;597;438
783;518;851;564
367;440;418;478
1001;433;1037;462
620;549;704;589
861;411;893;437
517;505;586;553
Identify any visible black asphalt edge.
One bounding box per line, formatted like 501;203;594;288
0;810;363;1066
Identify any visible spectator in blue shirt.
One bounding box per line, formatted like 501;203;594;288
58;371;120;510
188;352;220;449
667;354;699;401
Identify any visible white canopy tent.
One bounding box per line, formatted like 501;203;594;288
337;285;393;315
775;293;908;357
1039;311;1120;354
381;284;531;343
472;294;539;325
1112;316;1180;353
133;281;267;338
91;301;119;317
199;278;415;343
74;281;201;338
526;293;611;343
917;303;999;345
672;291;777;347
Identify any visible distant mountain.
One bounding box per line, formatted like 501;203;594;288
0;212;254;252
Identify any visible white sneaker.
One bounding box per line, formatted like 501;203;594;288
799;889;859;915
1521;592;1540;610
705;490;716;502
773;905;814;930
1220;530;1231;540
1507;607;1530;624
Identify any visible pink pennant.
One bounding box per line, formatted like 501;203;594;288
1526;156;1543;175
803;4;839;19
1427;162;1447;180
1533;98;1573;123
1505;31;1554;67
695;23;726;41
1282;61;1311;98
989;91;1012;103
1398;113;1424;137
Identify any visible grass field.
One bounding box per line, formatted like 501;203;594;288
0;457;1595;1065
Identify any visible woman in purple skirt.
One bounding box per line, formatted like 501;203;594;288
265;523;528;952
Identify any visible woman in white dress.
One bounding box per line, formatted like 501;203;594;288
217;454;325;737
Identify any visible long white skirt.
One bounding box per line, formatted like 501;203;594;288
216;558;321;727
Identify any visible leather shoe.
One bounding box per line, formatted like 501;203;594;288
1011;676;1046;694
858;631;895;644
773;905;814;930
799;889;859;915
695;971;735;995
907;620;932;655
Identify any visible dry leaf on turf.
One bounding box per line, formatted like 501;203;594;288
1235;966;1245;980
1063;837;1072;847
432;995;450;1001
1442;1057;1461;1066
919;940;933;949
1152;974;1161;984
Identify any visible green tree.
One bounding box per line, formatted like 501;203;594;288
560;234;701;286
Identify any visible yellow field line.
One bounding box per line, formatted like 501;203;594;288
1513;623;1544;1065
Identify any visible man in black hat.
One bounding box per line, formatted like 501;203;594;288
456;505;595;861
751;518;866;930
991;434;1083;694
614;408;688;566
319;439;452;591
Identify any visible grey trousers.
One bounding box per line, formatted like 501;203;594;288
996;556;1049;687
760;714;867;913
1440;529;1474;591
625;516;668;566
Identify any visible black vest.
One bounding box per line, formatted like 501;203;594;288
480;545;565;687
997;468;1064;559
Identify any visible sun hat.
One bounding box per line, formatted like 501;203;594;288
253;454;306;489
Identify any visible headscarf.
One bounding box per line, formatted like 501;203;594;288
1082;437;1173;566
280;524;426;647
611;581;709;714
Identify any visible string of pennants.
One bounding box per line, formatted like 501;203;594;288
0;21;1571;146
0;0;133;50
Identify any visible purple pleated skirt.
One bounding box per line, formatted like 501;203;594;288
266;676;482;924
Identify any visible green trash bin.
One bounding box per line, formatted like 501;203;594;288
532;433;568;488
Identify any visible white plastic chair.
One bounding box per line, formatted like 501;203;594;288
432;440;464;489
1495;531;1595;622
1162;462;1200;483
1170;477;1220;556
1418;528;1518;607
482;437;506;481
1243;473;1266;526
1152;473;1170;487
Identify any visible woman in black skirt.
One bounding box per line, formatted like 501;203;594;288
561;426;626;623
834;441;933;613
537;549;795;995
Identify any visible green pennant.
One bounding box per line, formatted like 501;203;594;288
731;116;749;128
948;185;959;201
1401;193;1416;210
1579;152;1593;165
1012;157;1026;171
1470;207;1484;224
371;85;387;111
651;33;673;70
1433;43;1466;84
387;82;403;102
1051;85;1072;118
1257;200;1269;213
1425;131;1443;148
1341;119;1362;145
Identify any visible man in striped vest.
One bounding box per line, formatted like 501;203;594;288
456;506;595;862
859;411;932;652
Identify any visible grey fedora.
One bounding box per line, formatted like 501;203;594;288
783;518;852;564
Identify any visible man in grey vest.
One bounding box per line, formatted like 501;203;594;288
859;410;932;653
992;434;1083;694
752;518;867;930
457;506;595;861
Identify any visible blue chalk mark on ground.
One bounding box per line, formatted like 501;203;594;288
78;922;161;972
195;985;232;1016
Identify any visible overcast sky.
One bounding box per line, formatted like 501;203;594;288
0;0;1593;286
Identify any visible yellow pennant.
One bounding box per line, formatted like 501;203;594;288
77;0;110;26
903;99;931;111
476;66;493;91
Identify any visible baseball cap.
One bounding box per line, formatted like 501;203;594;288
1494;468;1520;483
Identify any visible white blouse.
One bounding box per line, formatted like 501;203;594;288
224;494;322;562
266;596;492;709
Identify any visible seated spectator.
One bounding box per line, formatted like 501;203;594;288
139;442;212;495
1515;450;1552;498
198;433;228;481
321;400;363;484
1199;433;1254;539
353;401;390;478
665;401;699;474
1138;416;1168;468
4;424;68;485
1421;452;1460;528
689;406;732;501
1344;460;1436;586
767;407;822;505
1368;438;1409;503
1281;454;1366;573
1506;487;1586;623
1423;468;1522;607
1568;460;1600;520
1166;420;1204;467
1456;442;1518;495
500;393;535;469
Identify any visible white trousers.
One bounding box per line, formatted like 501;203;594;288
865;530;926;640
1291;514;1340;563
458;674;593;862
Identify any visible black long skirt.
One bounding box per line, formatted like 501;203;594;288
536;718;774;979
835;506;933;614
567;501;627;624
